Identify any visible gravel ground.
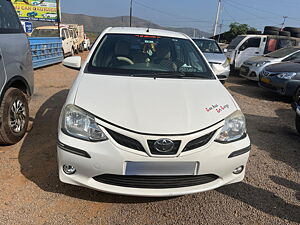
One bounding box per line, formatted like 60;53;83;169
0;52;299;225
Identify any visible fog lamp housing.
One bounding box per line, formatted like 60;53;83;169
63;165;76;175
233;166;244;174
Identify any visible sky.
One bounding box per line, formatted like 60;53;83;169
60;0;300;34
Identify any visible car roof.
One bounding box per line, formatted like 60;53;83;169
104;27;190;39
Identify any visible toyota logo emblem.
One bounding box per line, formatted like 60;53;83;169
154;138;174;153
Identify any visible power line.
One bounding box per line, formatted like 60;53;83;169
224;1;279;25
134;0;204;22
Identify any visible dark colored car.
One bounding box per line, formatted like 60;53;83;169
292;97;300;134
259;60;300;100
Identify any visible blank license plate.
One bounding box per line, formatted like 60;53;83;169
125;162;198;176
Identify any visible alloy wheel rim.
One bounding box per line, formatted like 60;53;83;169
9;99;26;133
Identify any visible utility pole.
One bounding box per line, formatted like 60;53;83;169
281;16;288;30
129;0;133;27
213;0;221;37
218;20;223;43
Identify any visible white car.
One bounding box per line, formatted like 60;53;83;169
193;38;230;83
58;27;251;197
240;46;300;81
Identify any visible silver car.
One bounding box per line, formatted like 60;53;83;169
0;0;34;144
240;46;300;81
193;38;230;83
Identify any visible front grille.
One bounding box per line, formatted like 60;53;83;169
183;131;216;152
147;140;181;155
93;174;219;189
106;128;145;152
261;69;280;77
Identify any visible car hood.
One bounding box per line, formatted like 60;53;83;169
265;62;300;72
203;53;226;64
74;74;238;134
246;56;279;64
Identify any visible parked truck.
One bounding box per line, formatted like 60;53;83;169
68;24;85;53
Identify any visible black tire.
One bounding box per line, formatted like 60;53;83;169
263;30;279;35
247;30;262;35
79;43;84;52
0;88;29;145
264;26;281;32
71;47;75;56
291;32;300;38
220;80;226;84
284;27;300;33
294;87;300;102
279;31;291;37
296;115;300;135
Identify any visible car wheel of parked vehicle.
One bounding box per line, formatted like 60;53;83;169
0;88;29;145
263;30;279;35
264;26;281;32
71;47;75;56
296;115;300;134
291;32;300;38
284;27;300;33
279;31;291;37
294;88;300;102
246;30;262;35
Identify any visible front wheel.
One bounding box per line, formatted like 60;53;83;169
296;115;300;135
0;88;29;145
293;87;300;102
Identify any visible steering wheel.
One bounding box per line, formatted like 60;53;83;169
116;56;134;65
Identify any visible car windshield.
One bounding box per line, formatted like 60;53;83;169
193;39;222;53
87;34;215;79
31;29;59;37
265;47;299;58
227;36;245;49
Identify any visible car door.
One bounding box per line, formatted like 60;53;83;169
235;37;262;68
62;28;71;54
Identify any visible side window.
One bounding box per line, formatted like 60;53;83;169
277;39;295;49
240;37;261;51
0;0;23;33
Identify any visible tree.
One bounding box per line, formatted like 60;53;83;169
229;22;257;36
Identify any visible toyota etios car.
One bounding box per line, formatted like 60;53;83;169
58;27;251;197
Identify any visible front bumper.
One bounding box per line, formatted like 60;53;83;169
57;122;250;197
240;65;264;81
213;65;230;81
258;75;299;97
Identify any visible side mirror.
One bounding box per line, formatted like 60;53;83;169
223;48;228;53
63;56;81;70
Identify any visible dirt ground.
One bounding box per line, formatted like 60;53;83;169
0;52;299;225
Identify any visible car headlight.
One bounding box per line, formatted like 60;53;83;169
215;111;246;143
222;59;230;68
276;72;298;79
255;61;270;67
61;105;107;142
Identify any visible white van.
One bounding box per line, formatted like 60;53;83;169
225;35;300;69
